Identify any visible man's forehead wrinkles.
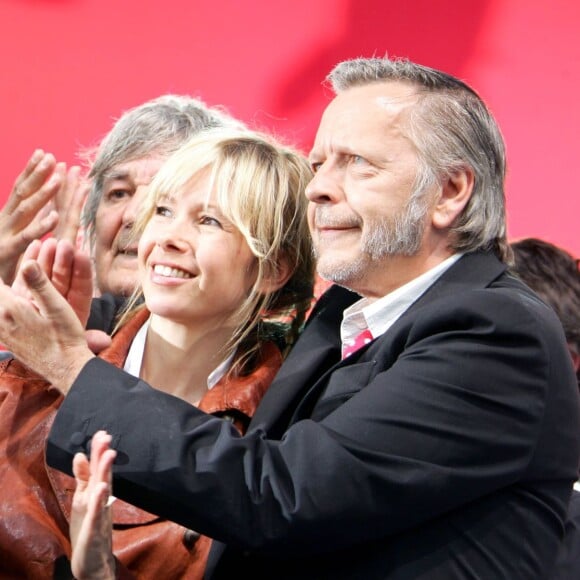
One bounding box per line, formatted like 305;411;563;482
309;141;355;165
103;169;132;184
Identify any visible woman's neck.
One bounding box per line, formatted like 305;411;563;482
139;315;236;405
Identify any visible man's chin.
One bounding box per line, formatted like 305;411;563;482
97;259;139;296
99;274;139;297
316;258;365;290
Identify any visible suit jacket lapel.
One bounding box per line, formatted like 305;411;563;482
248;285;359;437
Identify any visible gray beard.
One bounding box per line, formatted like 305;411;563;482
315;192;429;287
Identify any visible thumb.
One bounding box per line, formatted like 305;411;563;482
21;260;47;288
21;259;67;316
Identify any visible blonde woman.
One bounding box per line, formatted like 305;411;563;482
0;128;314;579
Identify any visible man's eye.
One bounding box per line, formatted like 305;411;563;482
107;189;131;201
351;155;367;165
310;161;322;173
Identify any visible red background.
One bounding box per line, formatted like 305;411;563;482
1;0;578;255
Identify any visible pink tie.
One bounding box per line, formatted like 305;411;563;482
342;329;374;359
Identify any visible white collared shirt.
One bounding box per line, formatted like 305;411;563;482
340;254;463;358
123;315;234;389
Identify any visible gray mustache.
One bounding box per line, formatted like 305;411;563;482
313;209;361;229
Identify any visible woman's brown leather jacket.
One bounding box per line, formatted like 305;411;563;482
0;309;282;579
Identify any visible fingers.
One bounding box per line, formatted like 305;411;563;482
20;239;42;262
11;240;42;297
49;239;75;296
89;431;114;470
0;151;85;286
11;162;65;225
55;165;81;214
6;150;57;212
54;166;89;245
16;150;46;182
15;238;93;319
12;239;90;312
69;245;93;287
21;209;60;245
35;237;58;281
73;452;91;492
73;433;117;500
89;432;117;509
1;153;64;258
0;252;94;391
62;241;93;326
89;481;112;514
98;450;117;500
86;330;113;354
11;236;94;330
19;259;71;319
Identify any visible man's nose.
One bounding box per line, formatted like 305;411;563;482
122;186;148;225
304;164;343;204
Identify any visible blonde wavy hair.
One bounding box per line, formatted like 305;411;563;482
115;128;315;374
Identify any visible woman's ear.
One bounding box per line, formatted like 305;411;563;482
258;256;293;294
431;168;474;230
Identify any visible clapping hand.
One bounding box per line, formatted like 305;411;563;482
0;150;88;285
70;431;117;580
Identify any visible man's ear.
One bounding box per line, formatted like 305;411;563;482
257;256;293;294
432;168;474;230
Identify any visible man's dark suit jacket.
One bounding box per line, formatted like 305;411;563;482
551;490;580;579
47;252;580;579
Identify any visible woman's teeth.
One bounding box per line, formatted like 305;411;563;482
153;265;192;279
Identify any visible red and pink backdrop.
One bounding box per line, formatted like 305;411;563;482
1;0;578;255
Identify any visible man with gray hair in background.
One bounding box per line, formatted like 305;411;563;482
2;56;578;579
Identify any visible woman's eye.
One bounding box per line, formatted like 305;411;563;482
311;161;322;173
200;215;222;228
155;205;172;217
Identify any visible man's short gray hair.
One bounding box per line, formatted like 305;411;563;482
328;57;511;264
